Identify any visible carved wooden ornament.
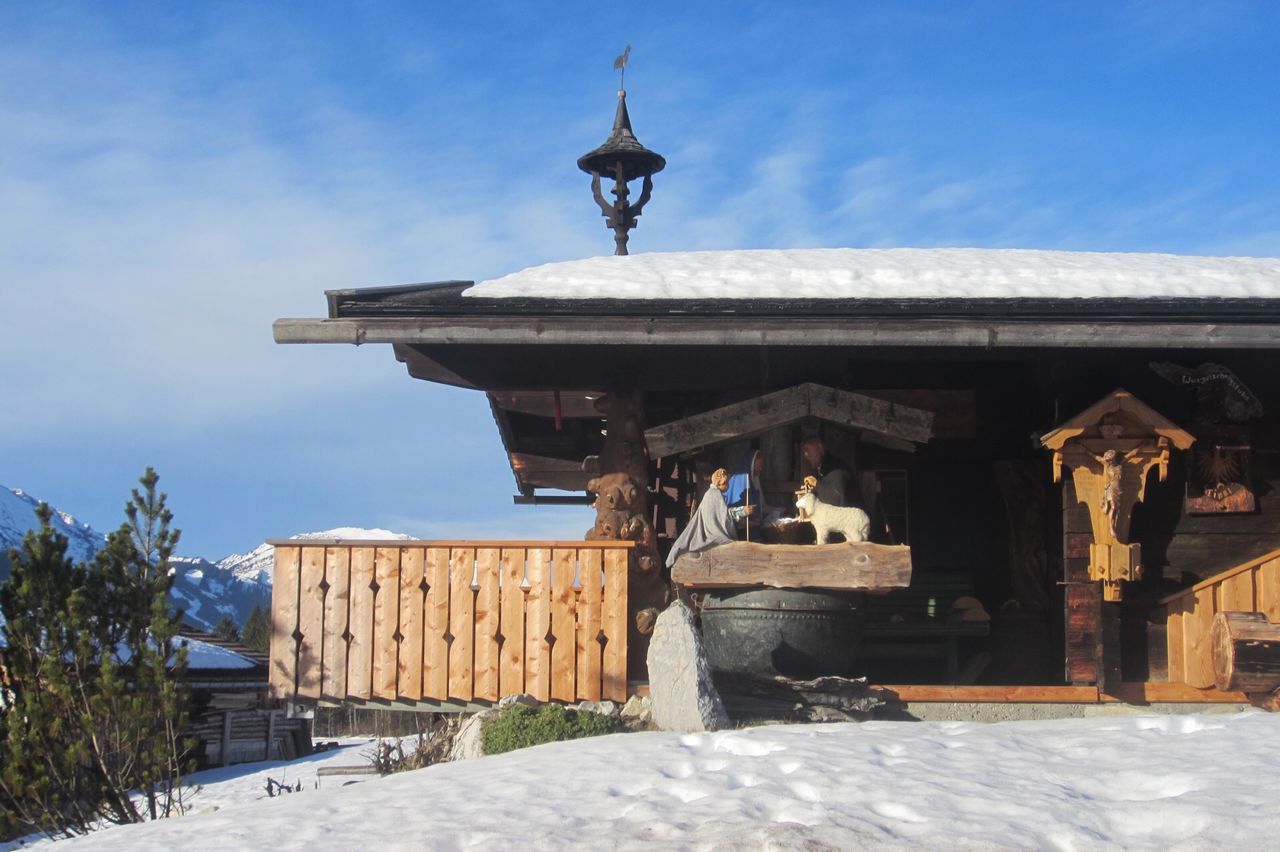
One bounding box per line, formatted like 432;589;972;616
1041;390;1194;602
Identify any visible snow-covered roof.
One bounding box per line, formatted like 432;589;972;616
179;636;260;671
465;248;1280;301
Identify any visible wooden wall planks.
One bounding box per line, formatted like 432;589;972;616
347;548;376;701
524;547;551;702
423;547;450;701
397;547;425;700
498;548;526;699
448;547;476;701
295;547;326;700
474;547;501;703
602;549;629;703
550;548;578;703
576;549;604;703
321;547;350;700
268;546;301;700
372;547;401;701
270;541;632;707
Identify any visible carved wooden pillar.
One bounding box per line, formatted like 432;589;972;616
583;390;670;680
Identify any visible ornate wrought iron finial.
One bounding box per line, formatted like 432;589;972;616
578;49;665;256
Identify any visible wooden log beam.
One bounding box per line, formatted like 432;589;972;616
1102;682;1250;704
645;382;933;457
274;316;1280;351
875;684;1102;703
1213;611;1280;692
671;541;912;591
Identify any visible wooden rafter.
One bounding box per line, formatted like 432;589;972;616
645;382;934;457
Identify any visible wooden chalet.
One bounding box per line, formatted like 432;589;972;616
179;632;312;767
269;247;1280;710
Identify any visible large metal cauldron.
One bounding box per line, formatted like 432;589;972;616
699;588;867;678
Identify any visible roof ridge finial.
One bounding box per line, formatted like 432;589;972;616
580;45;664;256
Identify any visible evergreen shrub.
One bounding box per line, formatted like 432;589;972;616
0;469;193;839
480;704;621;756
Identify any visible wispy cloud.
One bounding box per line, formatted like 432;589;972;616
3;2;1277;555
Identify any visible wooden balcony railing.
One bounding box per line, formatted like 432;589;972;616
1160;548;1280;688
269;541;631;706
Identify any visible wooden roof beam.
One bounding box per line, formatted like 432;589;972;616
645;382;934;457
274;316;1280;350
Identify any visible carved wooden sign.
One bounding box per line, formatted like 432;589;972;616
1185;427;1255;514
1041;390;1194;602
1150;361;1261;515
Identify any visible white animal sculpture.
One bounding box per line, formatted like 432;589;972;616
795;490;871;545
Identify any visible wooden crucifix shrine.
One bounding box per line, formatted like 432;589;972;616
1041;390;1195;602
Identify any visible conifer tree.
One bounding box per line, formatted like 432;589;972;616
0;505;99;837
212;615;241;643
0;469;194;838
240;604;271;654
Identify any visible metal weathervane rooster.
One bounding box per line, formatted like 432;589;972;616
614;43;631;87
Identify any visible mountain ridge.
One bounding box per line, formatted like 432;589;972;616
1;485;409;631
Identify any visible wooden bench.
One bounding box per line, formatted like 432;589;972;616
859;577;990;684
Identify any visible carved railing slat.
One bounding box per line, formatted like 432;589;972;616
397;547;425;700
270;541;633;706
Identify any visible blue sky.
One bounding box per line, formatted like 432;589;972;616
2;1;1278;559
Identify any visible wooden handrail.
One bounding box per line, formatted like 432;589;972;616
1161;549;1280;689
1158;547;1280;605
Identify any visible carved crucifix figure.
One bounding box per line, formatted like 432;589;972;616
1098;449;1123;538
1041;390;1194;602
1096;447;1144;540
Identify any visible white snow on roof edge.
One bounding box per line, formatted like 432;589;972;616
179;636;259;670
464;248;1280;301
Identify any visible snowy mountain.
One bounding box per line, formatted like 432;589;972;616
1;485;105;570
1;485;410;632
173;528;413;630
166;555;273;632
217;527;413;587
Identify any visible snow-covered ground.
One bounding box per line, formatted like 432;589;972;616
24;710;1277;850
466;248;1280;301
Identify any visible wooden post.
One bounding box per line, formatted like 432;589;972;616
1044;392;1195;684
584;389;669;682
1101;602;1123;693
221;711;233;767
1063;478;1101;685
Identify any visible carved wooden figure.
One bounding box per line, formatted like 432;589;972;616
582;391;669;676
1041;390;1195;602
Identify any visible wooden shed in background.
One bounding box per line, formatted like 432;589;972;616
180;632;312;767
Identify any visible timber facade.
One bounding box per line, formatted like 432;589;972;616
271;263;1280;707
